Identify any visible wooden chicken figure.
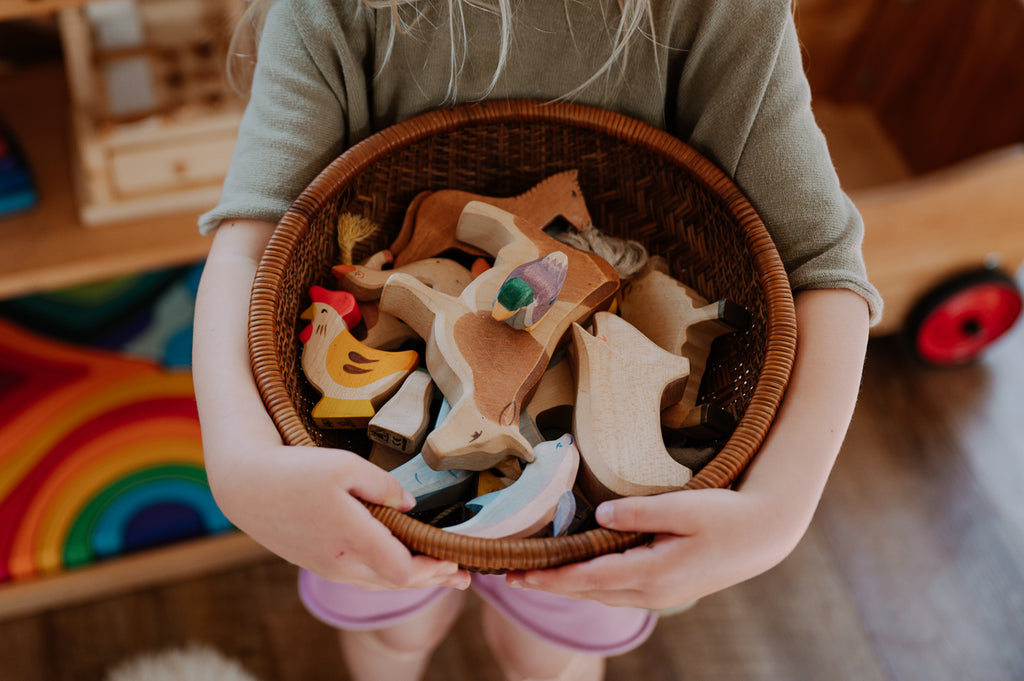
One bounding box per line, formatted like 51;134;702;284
389;170;595;267
570;311;693;503
299;286;419;429
380;202;619;473
444;433;580;539
492;251;569;331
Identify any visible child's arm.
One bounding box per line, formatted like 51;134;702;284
505;287;869;609
193;218;470;590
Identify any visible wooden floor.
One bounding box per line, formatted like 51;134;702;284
2;322;1024;681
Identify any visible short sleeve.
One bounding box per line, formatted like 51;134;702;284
198;0;353;234
670;2;883;324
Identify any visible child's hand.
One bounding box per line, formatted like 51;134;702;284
506;289;871;610
194;218;470;592
505;485;801;610
209;439;471;591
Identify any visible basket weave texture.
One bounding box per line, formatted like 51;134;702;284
248;100;797;573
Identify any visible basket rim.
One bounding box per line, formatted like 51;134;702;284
248;99;797;571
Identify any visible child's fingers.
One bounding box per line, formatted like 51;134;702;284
336;495;464;589
344;462;416;511
594;488;728;535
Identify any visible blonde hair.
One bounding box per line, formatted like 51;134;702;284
227;0;657;101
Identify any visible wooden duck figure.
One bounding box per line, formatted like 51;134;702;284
492;251;569;331
299;286;419;429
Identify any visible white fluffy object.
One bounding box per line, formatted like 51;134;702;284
105;645;260;681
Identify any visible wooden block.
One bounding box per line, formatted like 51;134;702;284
570;311;693;503
390;170;595;267
332;257;474;302
475;469;517;498
367;370;434;454
618;267;747;434
380;202;619;472
299;286;419;429
444;434;580;539
491;251;570;330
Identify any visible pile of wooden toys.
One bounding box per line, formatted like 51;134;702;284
299;171;748;539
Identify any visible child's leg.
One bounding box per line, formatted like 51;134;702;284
470;574;656;681
340;587;466;681
481;601;605;681
298;569;466;681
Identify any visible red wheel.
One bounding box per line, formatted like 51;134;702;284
906;269;1023;366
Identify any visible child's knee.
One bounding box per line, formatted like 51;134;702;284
346;587;466;655
481;602;605;681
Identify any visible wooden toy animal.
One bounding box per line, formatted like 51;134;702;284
618;260;748;438
389;170;595;267
354;301;420;351
299;286;419;429
388;399;477;511
367;369;434;454
379;201;619;473
492;251;570;331
332;257;474;302
570;311;693;503
522;354;575;436
444;433;580;539
334;256;475;352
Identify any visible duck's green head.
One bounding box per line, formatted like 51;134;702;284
493;277;534;320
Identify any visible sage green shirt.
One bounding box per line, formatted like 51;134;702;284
200;0;883;322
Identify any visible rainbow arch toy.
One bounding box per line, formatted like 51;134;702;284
0;319;231;582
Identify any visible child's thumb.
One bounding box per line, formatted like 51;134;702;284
349;466;416;512
595;491;703;535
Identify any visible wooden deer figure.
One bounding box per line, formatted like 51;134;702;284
570;311;693;503
379;201;619;473
389;170;595;267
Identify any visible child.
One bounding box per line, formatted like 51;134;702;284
193;1;882;679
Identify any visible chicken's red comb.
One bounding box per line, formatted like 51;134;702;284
308;286;362;328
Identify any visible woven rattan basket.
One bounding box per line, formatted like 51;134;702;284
249;100;797;573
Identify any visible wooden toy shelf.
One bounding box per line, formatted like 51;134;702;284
0;1;261;619
0;0;90;21
0;63;215;300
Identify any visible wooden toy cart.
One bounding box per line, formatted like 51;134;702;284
797;0;1024;366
